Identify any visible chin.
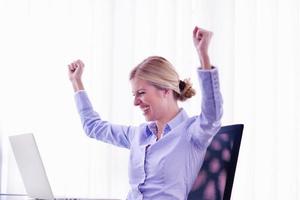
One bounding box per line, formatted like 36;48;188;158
144;117;151;121
144;115;154;122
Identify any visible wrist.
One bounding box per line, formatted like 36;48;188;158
71;79;84;92
198;53;211;69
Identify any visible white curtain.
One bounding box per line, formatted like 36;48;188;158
0;0;299;199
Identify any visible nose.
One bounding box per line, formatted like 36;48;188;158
134;96;140;106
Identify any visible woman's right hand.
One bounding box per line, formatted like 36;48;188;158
68;59;85;92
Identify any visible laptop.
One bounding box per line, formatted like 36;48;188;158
9;133;119;200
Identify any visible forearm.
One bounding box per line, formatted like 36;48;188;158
198;52;212;70
75;91;133;149
71;79;85;92
198;68;223;123
188;68;223;147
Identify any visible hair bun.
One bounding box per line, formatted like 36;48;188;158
178;78;196;101
179;80;186;91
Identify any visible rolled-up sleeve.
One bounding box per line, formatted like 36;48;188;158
75;91;136;149
188;67;223;149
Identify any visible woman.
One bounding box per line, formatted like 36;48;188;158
68;26;223;200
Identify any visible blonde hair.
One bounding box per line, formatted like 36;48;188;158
129;56;196;101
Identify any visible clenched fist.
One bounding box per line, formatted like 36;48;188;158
68;59;85;92
68;59;85;82
193;26;213;69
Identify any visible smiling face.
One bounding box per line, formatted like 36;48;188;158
131;77;168;122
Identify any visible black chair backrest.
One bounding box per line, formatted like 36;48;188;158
188;124;244;200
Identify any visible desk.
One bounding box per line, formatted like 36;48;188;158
0;194;120;200
0;194;30;200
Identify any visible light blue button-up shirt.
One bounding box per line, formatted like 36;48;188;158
74;68;223;200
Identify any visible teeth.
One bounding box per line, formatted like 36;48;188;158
141;106;150;113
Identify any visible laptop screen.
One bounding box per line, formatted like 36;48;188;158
9;133;54;200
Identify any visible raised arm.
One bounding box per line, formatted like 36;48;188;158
67;60;135;149
189;27;223;148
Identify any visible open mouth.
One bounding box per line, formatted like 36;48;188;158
141;106;150;115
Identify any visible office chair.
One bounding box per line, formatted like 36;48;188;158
188;124;244;200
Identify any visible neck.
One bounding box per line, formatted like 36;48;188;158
156;104;180;136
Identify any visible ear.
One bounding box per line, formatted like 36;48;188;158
162;89;172;98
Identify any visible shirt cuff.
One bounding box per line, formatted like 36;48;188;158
197;66;221;102
197;66;217;72
75;90;85;95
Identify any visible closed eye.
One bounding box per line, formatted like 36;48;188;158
133;90;145;97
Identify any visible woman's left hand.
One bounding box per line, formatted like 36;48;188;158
193;26;213;69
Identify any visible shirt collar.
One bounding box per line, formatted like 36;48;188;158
146;122;157;137
145;108;189;137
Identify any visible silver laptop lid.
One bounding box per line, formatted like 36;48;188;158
9;133;54;200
